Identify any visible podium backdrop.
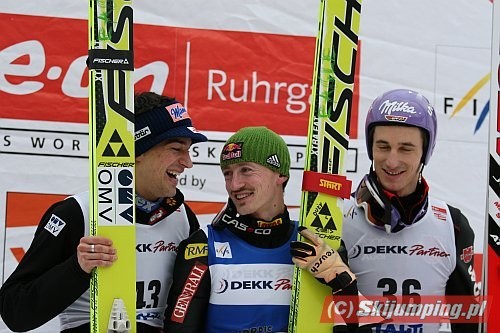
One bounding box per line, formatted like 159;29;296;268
0;0;492;331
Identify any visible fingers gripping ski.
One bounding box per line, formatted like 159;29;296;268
291;226;355;294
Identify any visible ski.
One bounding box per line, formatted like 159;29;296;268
289;0;362;332
88;0;136;332
486;1;500;331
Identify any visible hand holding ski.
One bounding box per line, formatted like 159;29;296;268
291;226;355;293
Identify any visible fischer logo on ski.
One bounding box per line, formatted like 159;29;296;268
288;0;362;332
89;0;136;332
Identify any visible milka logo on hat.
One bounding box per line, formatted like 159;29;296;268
221;142;242;161
378;100;416;115
165;102;191;122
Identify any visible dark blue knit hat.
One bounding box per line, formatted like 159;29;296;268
135;100;207;156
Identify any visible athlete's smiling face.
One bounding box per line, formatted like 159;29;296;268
372;125;424;197
222;162;287;221
135;138;193;201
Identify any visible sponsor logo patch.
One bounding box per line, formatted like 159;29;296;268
166;103;190;122
214;241;232;258
135;126;151;140
266;154;281;168
432;205;447;221
214;278;292;294
44;214;66;236
221;142;243;161
350;244;451;259
171;262;208;323
257;218;283;228
460;245;474;263
185;243;208;260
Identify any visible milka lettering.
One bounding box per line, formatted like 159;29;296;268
378;100;415;115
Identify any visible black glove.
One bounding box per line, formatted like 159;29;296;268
290;226;356;294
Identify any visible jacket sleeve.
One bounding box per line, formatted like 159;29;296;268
0;197;91;332
446;205;480;333
164;229;211;333
184;203;201;235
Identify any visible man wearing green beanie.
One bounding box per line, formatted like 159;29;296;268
165;126;297;332
220;126;291;178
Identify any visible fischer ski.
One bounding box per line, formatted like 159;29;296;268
88;0;136;332
289;0;362;332
486;2;500;331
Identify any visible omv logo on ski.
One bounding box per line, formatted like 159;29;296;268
448;73;490;134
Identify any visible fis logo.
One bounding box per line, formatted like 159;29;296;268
221;143;242;161
44;214;66;236
214;242;232;258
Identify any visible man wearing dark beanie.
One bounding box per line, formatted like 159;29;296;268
164;126;356;332
0;92;207;333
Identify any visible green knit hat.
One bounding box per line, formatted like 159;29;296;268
220;126;290;177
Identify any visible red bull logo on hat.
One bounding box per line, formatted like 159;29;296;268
221;142;243;161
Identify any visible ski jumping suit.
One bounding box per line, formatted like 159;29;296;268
165;202;297;333
0;189;199;333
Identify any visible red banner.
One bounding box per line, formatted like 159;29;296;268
0;13;360;137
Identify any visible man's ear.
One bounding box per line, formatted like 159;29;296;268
277;175;288;185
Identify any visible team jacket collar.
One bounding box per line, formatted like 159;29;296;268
135;189;184;225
